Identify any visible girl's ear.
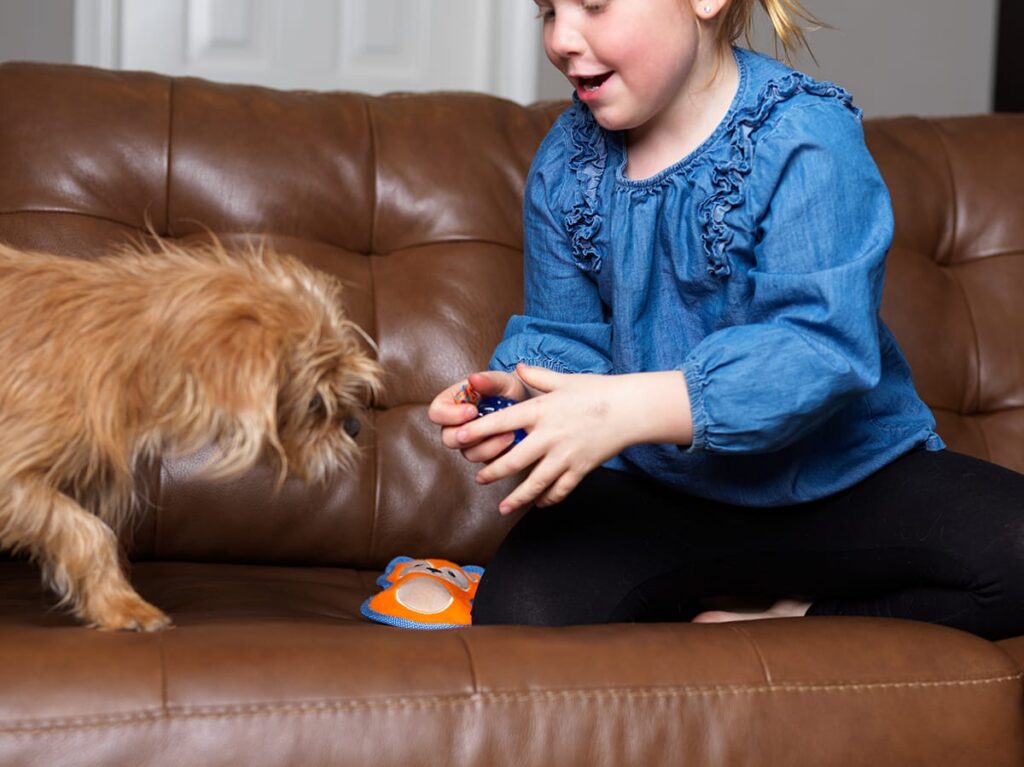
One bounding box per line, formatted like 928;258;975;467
691;0;724;20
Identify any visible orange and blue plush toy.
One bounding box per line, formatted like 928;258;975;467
360;557;484;629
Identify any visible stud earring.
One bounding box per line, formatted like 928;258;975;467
703;5;712;13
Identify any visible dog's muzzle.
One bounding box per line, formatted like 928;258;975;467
343;416;361;439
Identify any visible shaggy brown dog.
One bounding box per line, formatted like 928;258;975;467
0;238;381;631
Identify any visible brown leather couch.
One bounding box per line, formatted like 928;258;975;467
0;61;1021;766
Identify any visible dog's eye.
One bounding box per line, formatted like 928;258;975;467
309;393;327;417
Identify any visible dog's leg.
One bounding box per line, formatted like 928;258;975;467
1;476;171;631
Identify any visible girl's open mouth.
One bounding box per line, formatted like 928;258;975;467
575;71;613;99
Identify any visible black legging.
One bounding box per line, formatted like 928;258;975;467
472;449;1024;641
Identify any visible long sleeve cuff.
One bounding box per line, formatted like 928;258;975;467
489;315;613;376
681;357;709;452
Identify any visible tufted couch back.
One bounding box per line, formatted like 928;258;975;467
1;63;1022;569
867;117;1024;472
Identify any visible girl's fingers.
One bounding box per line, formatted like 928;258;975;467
465;371;506;398
441;420;483;449
513;363;562;394
429;392;477;426
475;434;544;485
468;370;527;401
498;458;565;515
462;433;517;463
534;469;583;508
456;401;530;446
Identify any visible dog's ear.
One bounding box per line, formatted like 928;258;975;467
190;313;281;416
180;311;289;483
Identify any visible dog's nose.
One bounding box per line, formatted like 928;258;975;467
343;416;361;439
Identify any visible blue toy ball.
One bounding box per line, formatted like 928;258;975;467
476;396;527;445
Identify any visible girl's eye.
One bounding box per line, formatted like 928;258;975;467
535;1;606;22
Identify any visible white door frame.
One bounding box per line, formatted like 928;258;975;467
74;0;122;70
73;0;539;103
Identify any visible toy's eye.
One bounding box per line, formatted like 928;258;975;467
446;569;470;590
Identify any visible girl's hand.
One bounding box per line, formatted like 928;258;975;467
456;363;691;515
427;370;529;463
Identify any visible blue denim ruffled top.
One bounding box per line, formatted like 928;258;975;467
490;47;944;507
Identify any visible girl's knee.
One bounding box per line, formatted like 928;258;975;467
472;565;568;626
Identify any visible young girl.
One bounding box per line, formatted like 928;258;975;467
428;0;1024;640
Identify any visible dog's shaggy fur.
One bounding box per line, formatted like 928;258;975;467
0;238;381;631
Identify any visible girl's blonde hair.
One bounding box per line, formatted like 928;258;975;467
716;0;827;63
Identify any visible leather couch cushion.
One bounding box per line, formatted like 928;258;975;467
0;561;1020;766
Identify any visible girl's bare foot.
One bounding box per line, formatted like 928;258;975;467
691;598;812;624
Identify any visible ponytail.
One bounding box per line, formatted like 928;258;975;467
717;0;827;63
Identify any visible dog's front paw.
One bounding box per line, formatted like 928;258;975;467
87;593;173;632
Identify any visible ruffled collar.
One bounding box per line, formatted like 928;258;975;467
612;46;750;190
562;92;608;273
561;48;858;278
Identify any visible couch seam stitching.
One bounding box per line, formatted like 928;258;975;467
931;404;1024;415
363;95;382;564
157;633;169;715
367;253;381;563
923;118;984;422
0;209;143;230
730;624;773;686
364;95;377;257
455;632;481;695
946;249;1024;264
164;77;174;237
945;269;988;453
921;118;958;268
0;212;521;255
3;672;1020;736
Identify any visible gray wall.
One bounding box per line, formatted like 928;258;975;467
537;0;999;117
0;0;75;65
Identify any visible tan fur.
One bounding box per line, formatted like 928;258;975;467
0;237;381;631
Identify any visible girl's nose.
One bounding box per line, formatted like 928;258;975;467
546;16;585;59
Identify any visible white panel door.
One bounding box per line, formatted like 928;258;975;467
75;0;539;102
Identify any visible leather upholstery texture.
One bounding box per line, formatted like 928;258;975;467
0;62;1021;766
